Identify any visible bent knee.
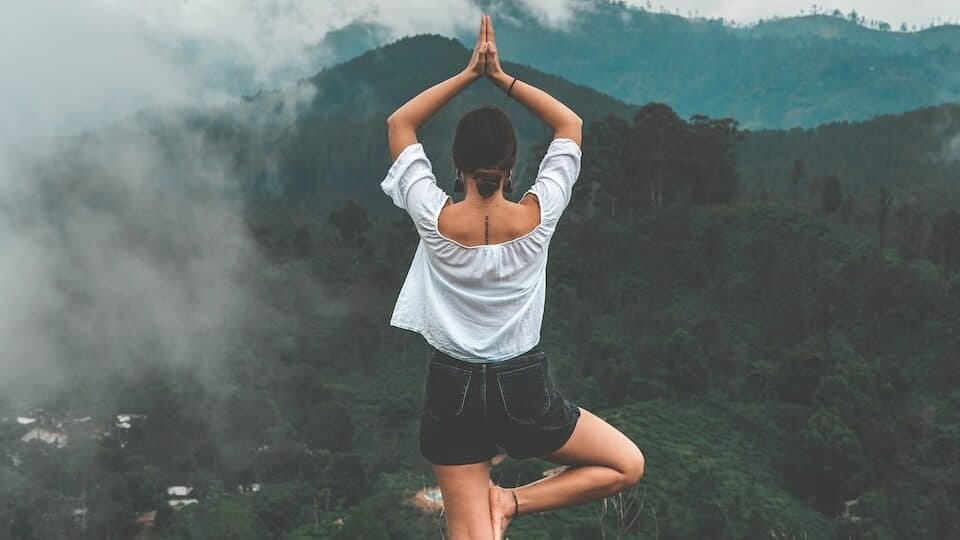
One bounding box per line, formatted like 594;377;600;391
618;446;645;488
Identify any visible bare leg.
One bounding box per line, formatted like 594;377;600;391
489;407;644;539
432;460;495;540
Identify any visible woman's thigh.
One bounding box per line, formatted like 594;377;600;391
432;461;494;539
538;407;644;478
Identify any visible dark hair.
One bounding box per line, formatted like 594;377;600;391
452;106;517;198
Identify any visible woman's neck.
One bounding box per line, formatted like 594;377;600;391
463;183;507;206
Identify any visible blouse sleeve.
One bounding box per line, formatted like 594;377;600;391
381;142;450;236
525;138;582;231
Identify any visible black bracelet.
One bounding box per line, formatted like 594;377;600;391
507;77;518;97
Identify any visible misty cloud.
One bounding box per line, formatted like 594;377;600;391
0;0;476;145
1;1;196;145
0;1;347;407
1;0;620;147
0;117;264;402
515;0;595;29
0;0;337;405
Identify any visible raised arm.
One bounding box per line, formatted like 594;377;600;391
481;15;583;145
386;15;490;160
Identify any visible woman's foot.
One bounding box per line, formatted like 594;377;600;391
488;484;517;540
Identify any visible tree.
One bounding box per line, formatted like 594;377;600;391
591;323;633;404
630;103;685;209
877;185;893;250
789;160;806;205
794;410;867;513
930;209;960;273
664;329;708;396
253;482;311;538
582;114;631;217
684;115;741;205
158;496;269;540
589;106;740;211
821;175;843;214
814;358;894;464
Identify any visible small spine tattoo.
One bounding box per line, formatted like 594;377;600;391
484;215;489;245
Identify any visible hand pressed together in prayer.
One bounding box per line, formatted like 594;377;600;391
464;15;504;81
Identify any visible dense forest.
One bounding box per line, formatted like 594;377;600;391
737;105;960;209
1;31;959;540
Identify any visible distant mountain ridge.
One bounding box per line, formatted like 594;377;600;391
743;15;960;53
322;1;960;128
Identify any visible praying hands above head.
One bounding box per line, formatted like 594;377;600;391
465;15;505;81
387;14;581;161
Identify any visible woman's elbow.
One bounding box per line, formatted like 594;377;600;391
387;114;414;134
556;116;583;145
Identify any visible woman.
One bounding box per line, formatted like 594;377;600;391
382;14;645;540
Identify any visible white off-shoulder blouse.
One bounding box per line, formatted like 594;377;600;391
380;137;582;362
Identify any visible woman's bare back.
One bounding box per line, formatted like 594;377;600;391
438;195;541;247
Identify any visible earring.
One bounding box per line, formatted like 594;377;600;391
503;170;513;194
454;170;464;193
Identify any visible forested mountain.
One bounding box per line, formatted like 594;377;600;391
1;29;959;540
737;104;960;210
217;34;635;216
464;1;960;128
325;0;960;128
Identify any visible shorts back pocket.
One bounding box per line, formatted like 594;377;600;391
423;361;472;419
496;361;552;424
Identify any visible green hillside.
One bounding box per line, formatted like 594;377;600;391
323;1;960;128
505;399;835;539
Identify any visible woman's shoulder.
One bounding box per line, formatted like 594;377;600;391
514;197;542;235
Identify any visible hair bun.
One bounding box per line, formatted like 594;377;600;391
472;168;504;198
473;168;504;183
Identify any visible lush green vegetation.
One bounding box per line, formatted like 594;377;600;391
737;105;960;207
2;31;959;540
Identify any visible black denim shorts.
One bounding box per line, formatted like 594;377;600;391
419;345;582;465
